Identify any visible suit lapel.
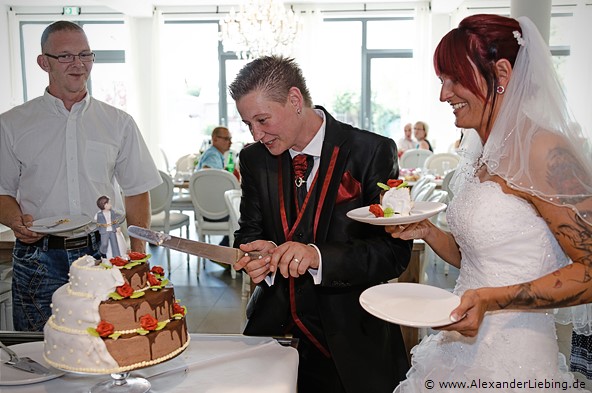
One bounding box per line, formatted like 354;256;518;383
266;151;293;244
314;111;351;241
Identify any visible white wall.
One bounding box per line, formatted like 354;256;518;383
126;17;162;168
425;13;461;153
0;6;12;113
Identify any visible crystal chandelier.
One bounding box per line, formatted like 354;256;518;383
219;0;300;60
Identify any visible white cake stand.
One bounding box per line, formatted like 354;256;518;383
54;367;151;393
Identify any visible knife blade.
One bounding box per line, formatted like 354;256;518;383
0;340;51;375
128;226;265;265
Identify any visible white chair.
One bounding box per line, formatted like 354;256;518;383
150;170;191;271
441;169;456;202
175;153;199;177
224;189;251;293
189;169;240;276
0;267;13;330
171;188;194;214
170;153;197;214
410;175;435;201
159;147;173;175
399;148;433;169
413;182;436;202
426;190;448;204
423;152;460;177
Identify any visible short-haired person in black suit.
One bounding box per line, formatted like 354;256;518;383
230;56;412;393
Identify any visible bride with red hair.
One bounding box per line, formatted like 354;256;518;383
388;13;592;392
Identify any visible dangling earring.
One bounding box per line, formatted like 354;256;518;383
496;85;505;95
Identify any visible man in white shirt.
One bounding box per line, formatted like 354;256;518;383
0;21;161;331
397;122;415;154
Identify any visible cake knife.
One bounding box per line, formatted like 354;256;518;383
128;226;265;266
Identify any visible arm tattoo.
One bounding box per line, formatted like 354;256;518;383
546;147;589;200
502;215;592;310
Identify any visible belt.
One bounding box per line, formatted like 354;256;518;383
31;231;100;250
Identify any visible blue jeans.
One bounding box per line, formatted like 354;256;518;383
11;236;101;331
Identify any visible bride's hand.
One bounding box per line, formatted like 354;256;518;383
385;219;431;240
436;288;489;337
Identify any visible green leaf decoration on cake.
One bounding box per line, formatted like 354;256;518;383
384;207;395;217
87;327;100;337
123;260;142;269
100;263;113;269
396;181;409;189
155;321;167;331
137;328;150;336
108;292;124;300
377;182;390;191
108;332;121;340
130;291;145;299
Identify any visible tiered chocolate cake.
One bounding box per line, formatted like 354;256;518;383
43;253;189;374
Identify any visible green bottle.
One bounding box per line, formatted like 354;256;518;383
226;151;235;173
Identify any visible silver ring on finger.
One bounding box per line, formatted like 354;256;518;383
293;258;300;264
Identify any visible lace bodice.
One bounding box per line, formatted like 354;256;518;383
447;174;570;293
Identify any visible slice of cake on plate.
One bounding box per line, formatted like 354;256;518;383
370;179;413;217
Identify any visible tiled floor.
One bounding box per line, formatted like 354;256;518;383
159;217;590;388
149;235;248;335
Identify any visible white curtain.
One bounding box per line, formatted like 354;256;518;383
292;8;325;103
123;11;166;170
411;3;431;124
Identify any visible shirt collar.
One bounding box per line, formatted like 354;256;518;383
289;108;325;159
42;88;91;115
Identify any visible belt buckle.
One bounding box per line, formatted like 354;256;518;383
64;235;89;250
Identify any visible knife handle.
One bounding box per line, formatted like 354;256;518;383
243;251;266;261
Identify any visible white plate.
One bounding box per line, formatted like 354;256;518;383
0;342;65;385
29;214;92;234
346;201;446;226
359;282;460;328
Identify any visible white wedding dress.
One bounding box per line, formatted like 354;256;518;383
395;171;590;392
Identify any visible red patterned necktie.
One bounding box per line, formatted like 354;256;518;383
293;154;308;188
292;154;311;209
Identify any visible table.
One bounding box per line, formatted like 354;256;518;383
394;240;426;362
0;334;299;393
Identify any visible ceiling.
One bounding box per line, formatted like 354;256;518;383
1;0;467;18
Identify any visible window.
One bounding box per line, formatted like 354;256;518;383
20;21;126;106
160;21;221;162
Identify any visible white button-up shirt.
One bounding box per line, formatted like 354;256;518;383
0;90;161;220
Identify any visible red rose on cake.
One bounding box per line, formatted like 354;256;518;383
147;272;161;287
128;251;147;261
110;256;128;267
116;282;134;298
150;266;165;276
140;314;159;331
96;320;115;337
172;302;186;316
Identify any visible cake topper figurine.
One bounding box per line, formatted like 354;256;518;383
95;195;127;259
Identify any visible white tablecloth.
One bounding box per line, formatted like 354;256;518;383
0;334;299;393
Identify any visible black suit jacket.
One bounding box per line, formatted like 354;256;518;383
235;107;412;393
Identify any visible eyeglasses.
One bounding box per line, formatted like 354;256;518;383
44;52;95;63
217;136;232;141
